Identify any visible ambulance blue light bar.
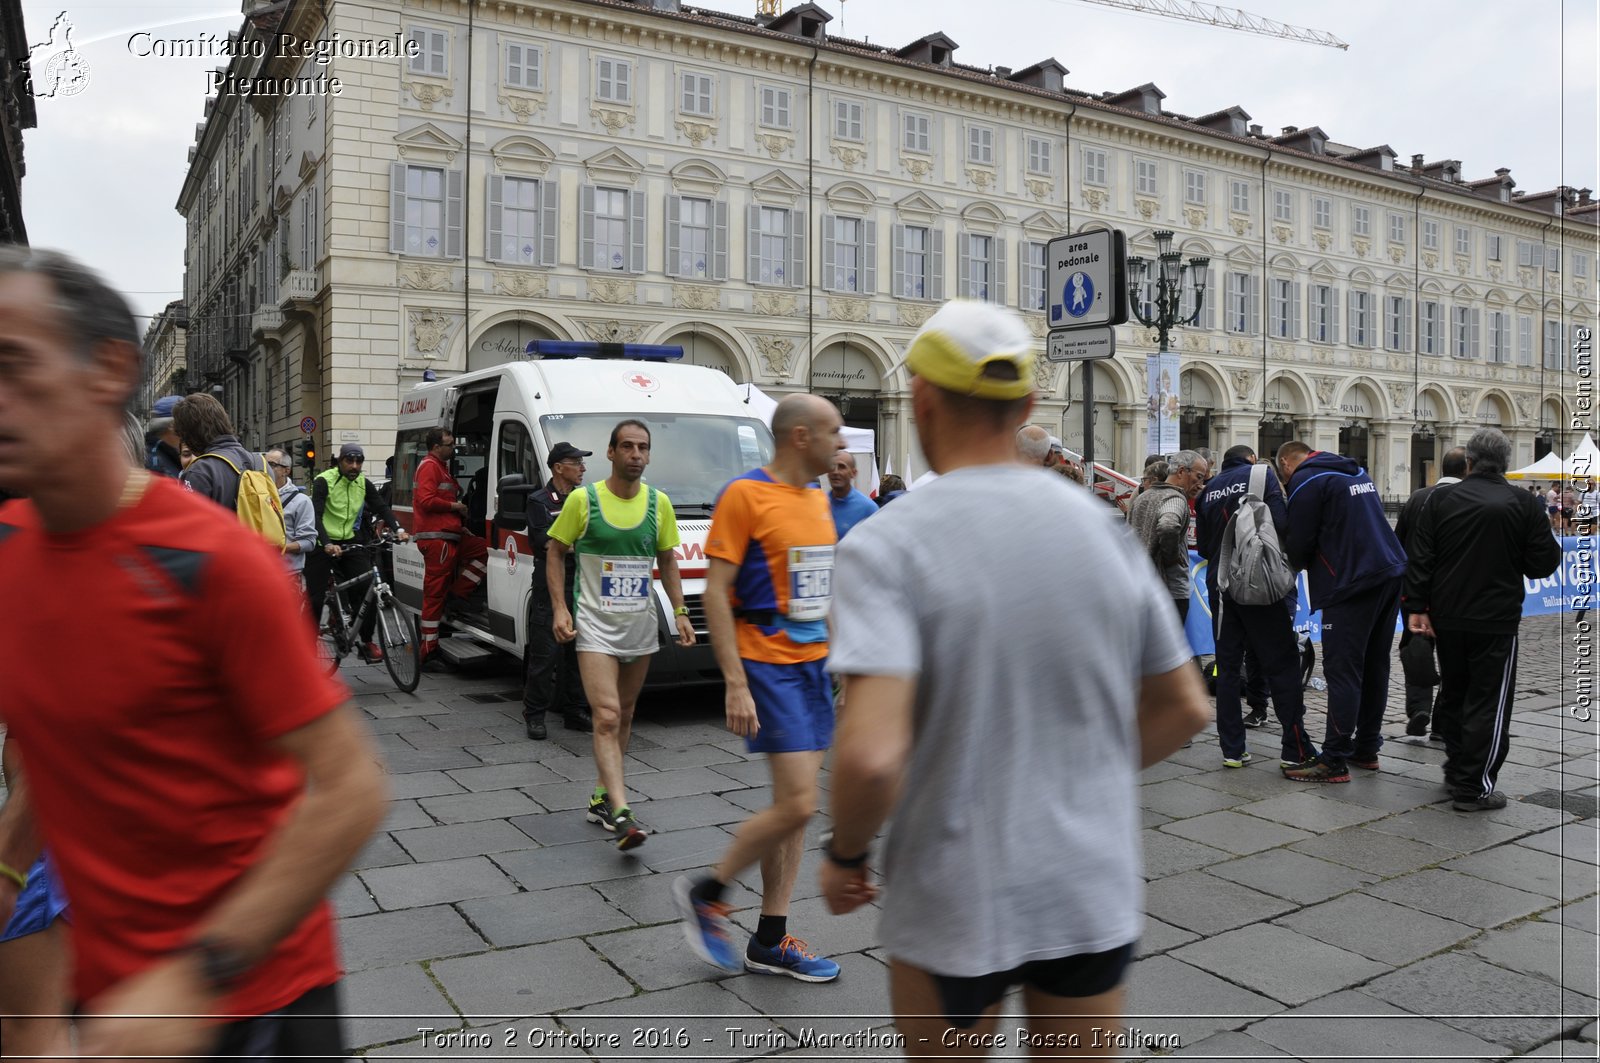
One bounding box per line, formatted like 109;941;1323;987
526;341;684;361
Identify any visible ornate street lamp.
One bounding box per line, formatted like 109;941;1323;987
1128;230;1208;453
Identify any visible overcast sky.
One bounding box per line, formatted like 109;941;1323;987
16;0;1598;332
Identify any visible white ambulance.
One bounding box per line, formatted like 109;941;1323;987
390;347;775;684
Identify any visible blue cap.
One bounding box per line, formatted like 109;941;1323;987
152;395;182;417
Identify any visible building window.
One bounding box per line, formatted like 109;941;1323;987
666;195;727;281
1230;179;1251;214
1487;233;1503;262
1388;214;1407;244
1272;188;1293;223
893;224;941;301
1547;248;1562;273
759;85;791;128
1224;272;1259;335
903;112;930;153
596;57;631;103
504;41;541;89
1420;300;1441;355
1575;253;1590;278
1545;320;1564;369
823;214;875;293
968;124;994;165
959;233;1004;302
680;72;714;117
1351;205;1371;238
1347;289;1372;347
1022;241;1047;310
1268;279;1298;338
1309;283;1338;343
1452;305;1480;358
1135;158;1159;197
1184;169;1207;206
588;187;632;271
835;100;864;141
1517;240;1544;268
389;163;462;258
1454;226;1471;257
1385;295;1409;351
487;175;556;266
407;26;447;77
1518;314;1534;365
1081;148;1107;186
749;205;803;287
1488;310;1510;363
1027;137;1052;176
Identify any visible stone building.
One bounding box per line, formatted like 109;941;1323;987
176;0;1597;492
139;300;189;414
0;0;35;243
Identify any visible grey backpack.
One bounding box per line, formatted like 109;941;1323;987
1218;463;1298;606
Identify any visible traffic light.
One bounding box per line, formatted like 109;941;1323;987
297;439;316;469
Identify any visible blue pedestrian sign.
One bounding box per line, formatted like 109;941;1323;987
1057;273;1096;321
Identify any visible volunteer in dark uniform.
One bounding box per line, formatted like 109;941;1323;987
521;442;594;739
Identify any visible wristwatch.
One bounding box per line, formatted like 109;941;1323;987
820;829;870;868
178;936;253;994
673;605;690;617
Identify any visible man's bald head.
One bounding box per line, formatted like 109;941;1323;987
1016;425;1052;465
772;393;837;442
771;393;845;479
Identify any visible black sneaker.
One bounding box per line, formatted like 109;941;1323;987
611;808;648;851
586;793;615;830
1243;707;1269;728
1429;732;1446;743
525;714;547;741
1452;791;1508;812
1405;713;1431;737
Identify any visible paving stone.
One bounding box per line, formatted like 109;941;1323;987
342;962;458;1050
632;766;757;800
1509;1037;1600;1057
1290;826;1458;876
392;820;542;862
491;839;654;891
430;938;634;1020
563;981;771;1063
729;894;882;958
1446;845;1600;902
351;832;413;870
384;770;467;801
1241;988;1511;1062
1367;868;1552;928
630;825;740;875
1140;829;1233;878
723;785;776;813
1140;758;1204;784
1521;824;1600;866
371;732;421;756
458;884;636;947
331;872;379;917
417;789;542;824
1312;774;1452;812
1183;761;1307;800
1122;954;1280;1047
509;809;611;847
732;844;827;905
1275;892;1480;965
382;799;436;831
592;873;758;926
1232;790;1391;832
1363;952;1599;1052
522;779;594;812
463;741;574;766
1156;810;1315;854
1204;848;1378;905
1470;921;1600;998
1133;916;1199;959
444;761;566;791
360;714;443;736
632;792;753;832
1544;897;1600;935
1139;778;1248;818
362;698;446;719
382;747;487;774
586;920;732;992
1141;809;1173;829
1170;923;1389;1005
1365;805;1541;852
401;725;498;750
1142;870;1297;936
631;744;745;771
1170;1030;1292;1058
338;905;487;972
360;855;519;910
720;952;892;1041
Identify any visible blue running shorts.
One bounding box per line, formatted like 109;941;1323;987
744;658;834;754
1;854;68;942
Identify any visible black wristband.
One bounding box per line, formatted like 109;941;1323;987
179;937;253;993
821;831;869;868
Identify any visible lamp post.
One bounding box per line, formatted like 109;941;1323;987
1127;230;1208;456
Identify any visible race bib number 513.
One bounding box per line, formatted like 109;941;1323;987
786;545;834;622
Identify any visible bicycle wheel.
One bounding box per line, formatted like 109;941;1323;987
376;595;421;693
318;593;346;676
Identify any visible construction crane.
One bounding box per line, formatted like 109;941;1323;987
1074;0;1347;50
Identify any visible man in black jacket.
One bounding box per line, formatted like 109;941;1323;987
1403;428;1562;812
520;442;594;739
1393;447;1467;738
173;394;259;510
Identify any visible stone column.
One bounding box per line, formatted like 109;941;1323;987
1298;415;1342;453
1114;403;1143;471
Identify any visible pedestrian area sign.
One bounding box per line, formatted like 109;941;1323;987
1045;229;1127;362
1046;328;1115;362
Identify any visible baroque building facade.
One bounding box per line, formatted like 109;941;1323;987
176;0;1597;494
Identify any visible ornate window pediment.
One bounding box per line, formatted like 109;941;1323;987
490;134;555;177
394;122;464;163
893;190;941;220
751;169;806;205
583;147;645;187
959;201;1005;233
1020;210;1066;237
824;180;874;214
671;159;728;197
1306;257;1338;278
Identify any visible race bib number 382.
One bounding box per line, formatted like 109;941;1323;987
786;545;834;622
600;557;652;613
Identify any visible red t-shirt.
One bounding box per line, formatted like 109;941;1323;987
0;477;350;1011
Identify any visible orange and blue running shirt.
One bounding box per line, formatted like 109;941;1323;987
705;469;836;665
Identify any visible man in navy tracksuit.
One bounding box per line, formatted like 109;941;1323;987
1277;441;1407;783
1196;445;1319;770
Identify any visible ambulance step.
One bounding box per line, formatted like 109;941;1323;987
438;638;496;666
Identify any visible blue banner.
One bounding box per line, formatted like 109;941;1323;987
1183;536;1588;655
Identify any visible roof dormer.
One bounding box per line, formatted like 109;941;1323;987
895;32;958;68
1008;58;1068;93
766;2;830;42
1102;82;1165;116
1272;125;1329;156
1345;145;1397;172
1190;106;1251;137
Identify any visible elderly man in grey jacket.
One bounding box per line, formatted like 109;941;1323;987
1128;450;1209;625
265;448;318;593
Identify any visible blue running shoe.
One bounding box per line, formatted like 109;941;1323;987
744;934;840;983
673;878;740;972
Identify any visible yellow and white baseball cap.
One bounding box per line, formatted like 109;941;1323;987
904;300;1036;400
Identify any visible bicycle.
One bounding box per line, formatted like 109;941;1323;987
317;537;421;693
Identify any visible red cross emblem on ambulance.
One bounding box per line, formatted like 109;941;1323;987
624;371;660;393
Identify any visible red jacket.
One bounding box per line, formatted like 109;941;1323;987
413;453;465;535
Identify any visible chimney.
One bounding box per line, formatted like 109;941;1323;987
993;66;1012;78
1249;123;1263;136
1411;153;1424;172
1281;125;1298;135
1581;188;1594;206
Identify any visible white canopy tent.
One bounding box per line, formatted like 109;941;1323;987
1505;451;1566;481
1506;433;1600;481
738;384;879;496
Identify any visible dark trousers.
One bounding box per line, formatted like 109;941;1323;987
1398;629;1440;723
1243;644;1270;709
1212;588;1318;764
1318;578;1401;766
523;576;588;722
209;982;343;1060
1434;630;1519;800
305;543;377;642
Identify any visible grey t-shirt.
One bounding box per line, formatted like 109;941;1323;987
829;465;1192;977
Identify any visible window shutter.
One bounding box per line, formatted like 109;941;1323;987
711;200;728;282
993;237;1007;306
861;220;877;295
1248;275;1260;334
485;174;505;263
746;204;761;282
1202;267;1216;329
665;195;682;278
958;234;972;298
821;214;837;292
1290;281;1302;338
389;162;408;253
580;185;597;270
628;190;646;274
789;210;806;288
1328;287;1339;343
892;225;906;298
1346;290;1356;344
930;228;945;301
1471;308;1481;358
539;179;558;266
445;168;464;258
1402;298;1411;351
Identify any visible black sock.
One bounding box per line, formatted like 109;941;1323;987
755;914;787;948
690;876;726;905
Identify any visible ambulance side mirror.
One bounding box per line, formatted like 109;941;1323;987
495;473;534;532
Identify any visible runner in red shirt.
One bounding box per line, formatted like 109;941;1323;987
412;427;489;659
0;247;387;1059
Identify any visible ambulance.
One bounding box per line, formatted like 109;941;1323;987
390;344;775;684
